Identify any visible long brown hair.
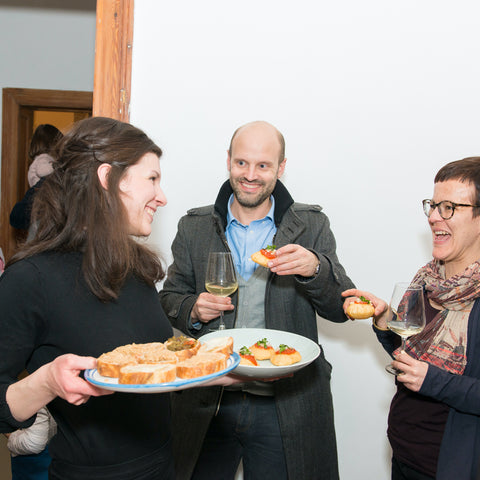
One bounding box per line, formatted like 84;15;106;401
10;117;165;301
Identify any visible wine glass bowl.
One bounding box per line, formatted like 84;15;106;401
385;282;426;375
205;252;238;330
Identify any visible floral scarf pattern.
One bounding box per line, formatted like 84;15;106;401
398;260;480;375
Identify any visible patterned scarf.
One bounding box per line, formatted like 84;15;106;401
398;260;480;375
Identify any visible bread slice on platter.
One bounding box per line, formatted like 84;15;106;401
118;363;176;384
97;335;231;384
97;343;175;377
136;346;177;364
97;351;137;378
198;336;233;357
176;353;227;379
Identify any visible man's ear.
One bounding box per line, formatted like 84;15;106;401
226;150;232;172
97;163;111;190
278;157;287;178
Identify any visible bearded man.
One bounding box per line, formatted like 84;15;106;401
159;120;354;480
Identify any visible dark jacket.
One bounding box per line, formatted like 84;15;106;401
9;177;45;230
159;180;355;480
375;298;480;479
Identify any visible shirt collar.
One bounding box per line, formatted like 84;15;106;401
227;194;275;227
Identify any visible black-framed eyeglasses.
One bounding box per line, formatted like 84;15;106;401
422;199;480;220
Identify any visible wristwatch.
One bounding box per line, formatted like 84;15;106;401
314;261;320;275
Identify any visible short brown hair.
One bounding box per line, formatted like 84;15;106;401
435;157;480;217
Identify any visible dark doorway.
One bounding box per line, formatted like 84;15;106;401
1;88;92;260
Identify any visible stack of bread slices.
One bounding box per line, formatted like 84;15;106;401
97;336;233;385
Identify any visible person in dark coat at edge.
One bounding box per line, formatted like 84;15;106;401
10;123;63;231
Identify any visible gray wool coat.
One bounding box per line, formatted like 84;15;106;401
159;180;355;480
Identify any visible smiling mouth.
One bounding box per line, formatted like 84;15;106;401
146;206;155;219
433;229;450;240
239;180;263;191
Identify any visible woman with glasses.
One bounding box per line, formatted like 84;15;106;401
343;156;480;480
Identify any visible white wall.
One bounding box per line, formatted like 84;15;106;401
131;1;480;478
0;4;96;170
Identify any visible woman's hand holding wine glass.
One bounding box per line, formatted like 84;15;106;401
205;252;238;331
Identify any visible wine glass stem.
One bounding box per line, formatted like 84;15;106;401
219;311;225;330
400;336;407;352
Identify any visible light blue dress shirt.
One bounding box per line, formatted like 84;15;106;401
226;194;277;281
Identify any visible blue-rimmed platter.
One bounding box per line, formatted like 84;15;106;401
85;352;240;393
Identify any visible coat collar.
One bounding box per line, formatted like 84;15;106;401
214;180;294;228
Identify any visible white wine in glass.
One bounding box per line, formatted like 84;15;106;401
205;252;238;331
385;282;426;375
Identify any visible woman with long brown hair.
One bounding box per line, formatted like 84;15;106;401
0;117;175;479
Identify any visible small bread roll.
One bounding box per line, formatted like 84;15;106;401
346;301;375;319
118;363;176;384
270;346;302;366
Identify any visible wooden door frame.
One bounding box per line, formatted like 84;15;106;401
0;0;134;261
93;0;134;120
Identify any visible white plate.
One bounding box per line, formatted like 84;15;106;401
200;328;320;378
85;352;240;393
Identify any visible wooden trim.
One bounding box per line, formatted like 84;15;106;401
0;88;92;261
93;0;134;121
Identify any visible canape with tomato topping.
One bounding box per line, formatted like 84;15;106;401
249;337;274;360
251;245;277;268
270;344;302;366
239;346;258;366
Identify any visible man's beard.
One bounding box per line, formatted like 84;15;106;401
230;178;274;209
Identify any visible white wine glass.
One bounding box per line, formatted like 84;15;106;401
385;282;426;375
205;252;238;331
